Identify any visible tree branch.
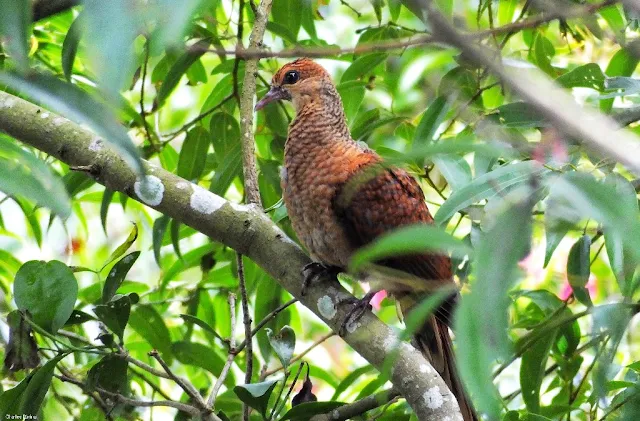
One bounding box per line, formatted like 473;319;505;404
0;90;461;420
238;0;272;206
56;374;202;417
423;1;640;175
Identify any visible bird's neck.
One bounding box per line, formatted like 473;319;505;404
286;84;352;158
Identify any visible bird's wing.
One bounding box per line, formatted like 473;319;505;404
334;165;457;324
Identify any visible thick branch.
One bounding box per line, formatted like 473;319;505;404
0;90;460;420
238;0;273;206
424;1;640;175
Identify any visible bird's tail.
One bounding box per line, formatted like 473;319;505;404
399;297;477;421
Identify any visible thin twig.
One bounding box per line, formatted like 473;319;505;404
197;0;617;60
270;363;304;420
139;38;157;151
208;292;238;408
148;350;210;413
56;374;202;417
234;298;298;354
237;253;253;421
310;388;402;421
340;0;361;17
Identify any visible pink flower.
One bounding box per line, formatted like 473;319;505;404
559;275;597;301
370;290;387;311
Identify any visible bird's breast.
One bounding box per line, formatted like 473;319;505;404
282;147;359;268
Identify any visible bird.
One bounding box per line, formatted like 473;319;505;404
255;58;476;421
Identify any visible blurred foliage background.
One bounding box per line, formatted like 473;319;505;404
1;0;640;420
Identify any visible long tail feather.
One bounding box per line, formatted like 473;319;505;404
400;296;477;421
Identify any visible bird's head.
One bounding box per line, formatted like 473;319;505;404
255;58;332;112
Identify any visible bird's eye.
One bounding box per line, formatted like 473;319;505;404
283;70;300;85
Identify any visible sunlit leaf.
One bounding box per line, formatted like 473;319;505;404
0;136;71;217
455;201;532;418
350;224;471;272
234;379;279;418
14;260;78;333
435;161;547;226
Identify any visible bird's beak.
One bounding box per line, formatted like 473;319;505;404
255;85;290;111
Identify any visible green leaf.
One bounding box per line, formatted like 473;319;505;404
0;72;143;173
64;309;96;326
87;354;128;393
601;48;639;112
179;314;218;337
156;39;209;108
152;215;170;266
102;223;138;270
435;161;548;226
172;341;232;386
161;243;215;289
567;235;593;307
521;328;558;413
337;80;366;124
271;0;301;41
266;325;296;368
81;0;137;95
100;188;115;233
604;175;639;296
0;0;30;71
61;13;83;81
14;198;42;247
533;33;555;76
280;401;346;421
102;251;139;303
93;294;131;341
129;305;173;363
18;356;63;417
233;379;279;417
455;202;533;419
492;102;547;128
14;260;78;332
266;21;297;45
170;218;183;261
331;365;374;400
341;53;387;82
350;224;471;272
0;136;71;217
300;0;318;40
210;142;242;196
177;127;210;180
548;172;640;268
414;96;449;146
0;372;29;417
432;154;472;191
556;63;605;91
255;281;291;363
436;0;453;19
210;112;240;159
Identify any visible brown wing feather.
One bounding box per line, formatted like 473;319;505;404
334;165;477;421
335;166;453;284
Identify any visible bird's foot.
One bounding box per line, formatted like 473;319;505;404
301;262;342;296
336;291;378;336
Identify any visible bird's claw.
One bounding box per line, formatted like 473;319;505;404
301;262;341;296
336;291;378;336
